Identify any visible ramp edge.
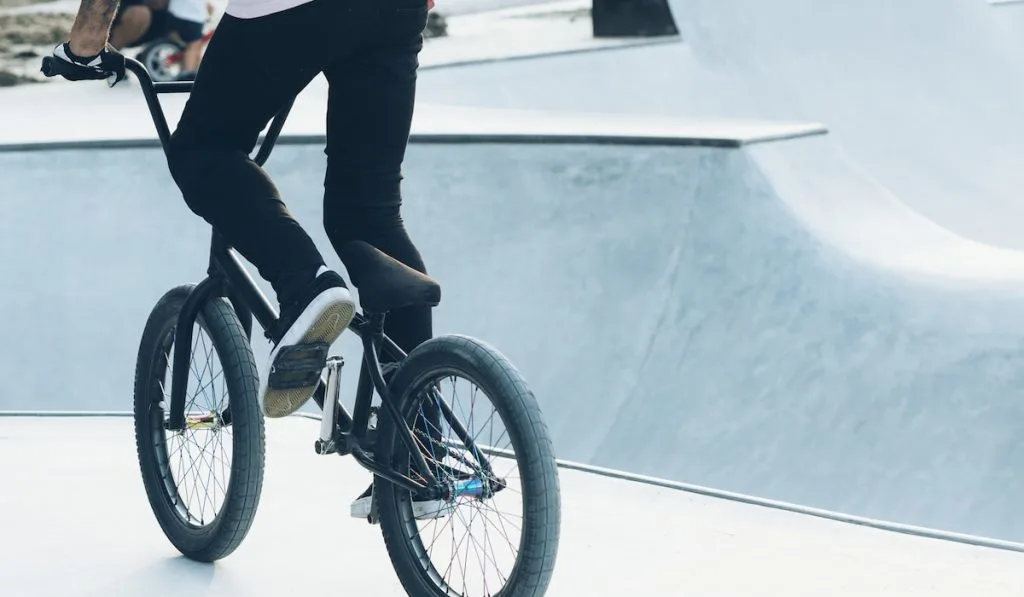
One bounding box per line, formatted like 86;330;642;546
419;35;683;72
0;123;827;154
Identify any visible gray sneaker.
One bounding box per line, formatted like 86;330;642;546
259;267;355;418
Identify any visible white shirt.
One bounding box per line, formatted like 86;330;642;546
169;0;210;23
225;0;314;19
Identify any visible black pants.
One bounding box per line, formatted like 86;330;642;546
167;0;432;356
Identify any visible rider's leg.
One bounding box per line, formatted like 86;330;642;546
167;4;357;418
319;1;448;520
321;4;433;363
110;0;170;49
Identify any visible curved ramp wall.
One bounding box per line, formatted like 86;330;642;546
3;138;1024;543
417;0;1024;253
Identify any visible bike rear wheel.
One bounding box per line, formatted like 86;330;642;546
133;284;265;562
376;335;561;596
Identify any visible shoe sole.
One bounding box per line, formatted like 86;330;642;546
261;288;356;419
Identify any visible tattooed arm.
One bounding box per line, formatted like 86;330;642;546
67;0;121;57
39;0;127;84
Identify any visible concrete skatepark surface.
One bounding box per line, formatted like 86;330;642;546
3;138;1024;546
3;0;1024;592
417;0;1024;252
5;416;1024;597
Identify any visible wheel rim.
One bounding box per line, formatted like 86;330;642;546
143;42;183;82
396;369;526;596
148;317;234;528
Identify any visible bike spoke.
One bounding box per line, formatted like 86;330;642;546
157;321;233;529
402;372;524;596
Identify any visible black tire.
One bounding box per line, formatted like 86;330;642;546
133;284;265;562
375;334;561;596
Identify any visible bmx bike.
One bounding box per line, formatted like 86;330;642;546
79;56;561;595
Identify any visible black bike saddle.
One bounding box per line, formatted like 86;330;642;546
339;240;441;314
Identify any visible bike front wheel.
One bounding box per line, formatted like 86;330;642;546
132;284;265;562
375;334;561;596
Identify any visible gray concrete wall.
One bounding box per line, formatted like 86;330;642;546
5;141;1024;542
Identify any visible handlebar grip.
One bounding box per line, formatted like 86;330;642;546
39;56;61;78
39;47;127;85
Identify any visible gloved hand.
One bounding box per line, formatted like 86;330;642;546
40;43;127;87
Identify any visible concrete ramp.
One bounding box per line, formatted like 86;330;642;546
389;2;1024;542
663;0;1024;250
4;2;1023;589
574;137;1024;542
4;136;1024;544
417;1;1024;249
749;135;1024;282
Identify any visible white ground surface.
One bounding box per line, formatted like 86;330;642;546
1;416;1023;597
0;5;814;152
0;73;822;147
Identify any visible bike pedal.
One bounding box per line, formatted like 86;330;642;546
268;341;331;390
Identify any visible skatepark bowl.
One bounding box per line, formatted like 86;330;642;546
6;0;1024;594
4;121;1024;596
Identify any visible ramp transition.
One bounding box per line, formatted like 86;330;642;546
4;136;1024;545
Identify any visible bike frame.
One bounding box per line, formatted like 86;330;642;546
122;58;467;499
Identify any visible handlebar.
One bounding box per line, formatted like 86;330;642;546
122;57;293;166
41;53;292;166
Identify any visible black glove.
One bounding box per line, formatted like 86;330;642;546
40;43;127;87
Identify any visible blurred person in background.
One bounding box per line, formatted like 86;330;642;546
108;0;170;50
166;0;216;80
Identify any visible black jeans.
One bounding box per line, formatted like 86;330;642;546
167;0;432;356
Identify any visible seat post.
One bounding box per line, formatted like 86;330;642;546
208;228;227;278
366;312;387;340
